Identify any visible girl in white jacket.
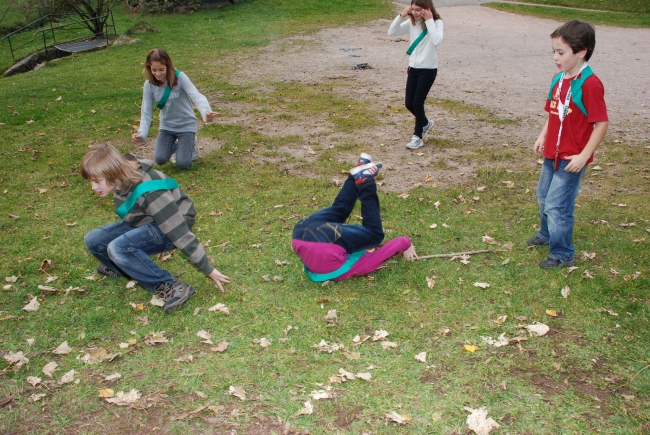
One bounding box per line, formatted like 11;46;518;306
388;0;443;150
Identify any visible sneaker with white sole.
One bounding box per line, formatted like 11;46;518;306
422;119;434;138
155;280;195;314
357;153;372;166
171;137;199;164
350;162;382;185
406;135;423;150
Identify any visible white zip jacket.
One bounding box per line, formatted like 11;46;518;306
388;15;444;69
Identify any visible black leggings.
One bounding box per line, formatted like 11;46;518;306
405;67;437;138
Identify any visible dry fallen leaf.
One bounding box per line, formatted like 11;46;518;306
473;282;490;289
415;352;427;363
381;341;398;350
310;387;333;400
27;376;42;386
42;361;58;377
208;303;229;314
386;410;411;425
229;385;246;401
22;296;40;312
464;406;500;435
125;280;136;289
144;331;168;346
99;388;114;398
561;286;570;298
4;351;29;368
426;276;436;288
298;400;314;415
356;372;372;381
464;344;479;353
372;330;389;341
482;234;498;245
30;393;46;402
255;337;272;348
525;323;550;336
150;294;165;307
313;340;343;353
210;341;229;353
77;347;121;364
546;309;558;317
105;389;141;406
52;341;72;355
58;370;76;385
5;276;19;283
104;373;122;382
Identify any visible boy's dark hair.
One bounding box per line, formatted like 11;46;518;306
551;20;596;61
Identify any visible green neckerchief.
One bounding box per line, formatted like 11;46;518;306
547;65;593;117
304;250;366;282
156;69;181;110
116;178;179;219
406;27;428;55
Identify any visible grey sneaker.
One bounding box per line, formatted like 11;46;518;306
97;264;121;278
155;280;195;314
539;257;576;269
527;236;548;246
422;119;434;138
406;135;423;150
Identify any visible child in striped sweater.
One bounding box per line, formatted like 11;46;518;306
81;144;229;313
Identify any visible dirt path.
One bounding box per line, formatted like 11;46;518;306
142;4;650;191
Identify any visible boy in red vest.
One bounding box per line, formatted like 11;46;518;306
528;20;608;268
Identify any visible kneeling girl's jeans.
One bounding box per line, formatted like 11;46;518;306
535;158;587;262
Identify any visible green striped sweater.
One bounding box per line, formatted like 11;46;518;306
112;155;214;276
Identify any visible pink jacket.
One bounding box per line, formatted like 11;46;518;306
292;237;412;281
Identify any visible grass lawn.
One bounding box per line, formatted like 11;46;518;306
1;0;649;434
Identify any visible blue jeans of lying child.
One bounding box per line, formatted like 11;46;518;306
535;158;587;262
84;221;176;292
293;176;384;253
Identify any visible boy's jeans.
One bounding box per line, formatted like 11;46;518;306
84;221;176;292
536;158;587;262
154;130;195;170
405;67;437;138
293;176;385;253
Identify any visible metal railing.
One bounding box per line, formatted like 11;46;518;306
1;11;116;60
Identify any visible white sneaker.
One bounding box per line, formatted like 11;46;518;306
170;138;199;164
406;135;423;149
422;119;434;138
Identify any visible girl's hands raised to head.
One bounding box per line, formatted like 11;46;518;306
209;269;230;292
422;8;434;20
399;6;411;18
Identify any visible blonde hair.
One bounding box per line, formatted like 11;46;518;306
144;48;177;87
80;144;142;191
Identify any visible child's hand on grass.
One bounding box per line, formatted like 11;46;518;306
209;269;230;292
403;244;418;261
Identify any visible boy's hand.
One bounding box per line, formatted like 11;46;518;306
208;269;230;292
422;9;434;20
533;136;545;156
403;244;419;261
564;154;589;173
132;133;142;142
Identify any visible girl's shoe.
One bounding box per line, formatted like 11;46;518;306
357;153;372;166
406;135;423;149
350;162;382;185
422;119;434;138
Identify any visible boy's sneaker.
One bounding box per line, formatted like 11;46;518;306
422;119;434;138
406;135;423;150
539;257;575;269
350;162;382;185
155;280;195;314
357;153;372;166
171;138;199;164
97;264;121;278
527;236;548;246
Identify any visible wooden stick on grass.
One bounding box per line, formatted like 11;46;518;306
417;249;495;260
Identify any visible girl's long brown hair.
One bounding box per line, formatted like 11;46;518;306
144;48;178;87
80;144;142;192
410;0;441;29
